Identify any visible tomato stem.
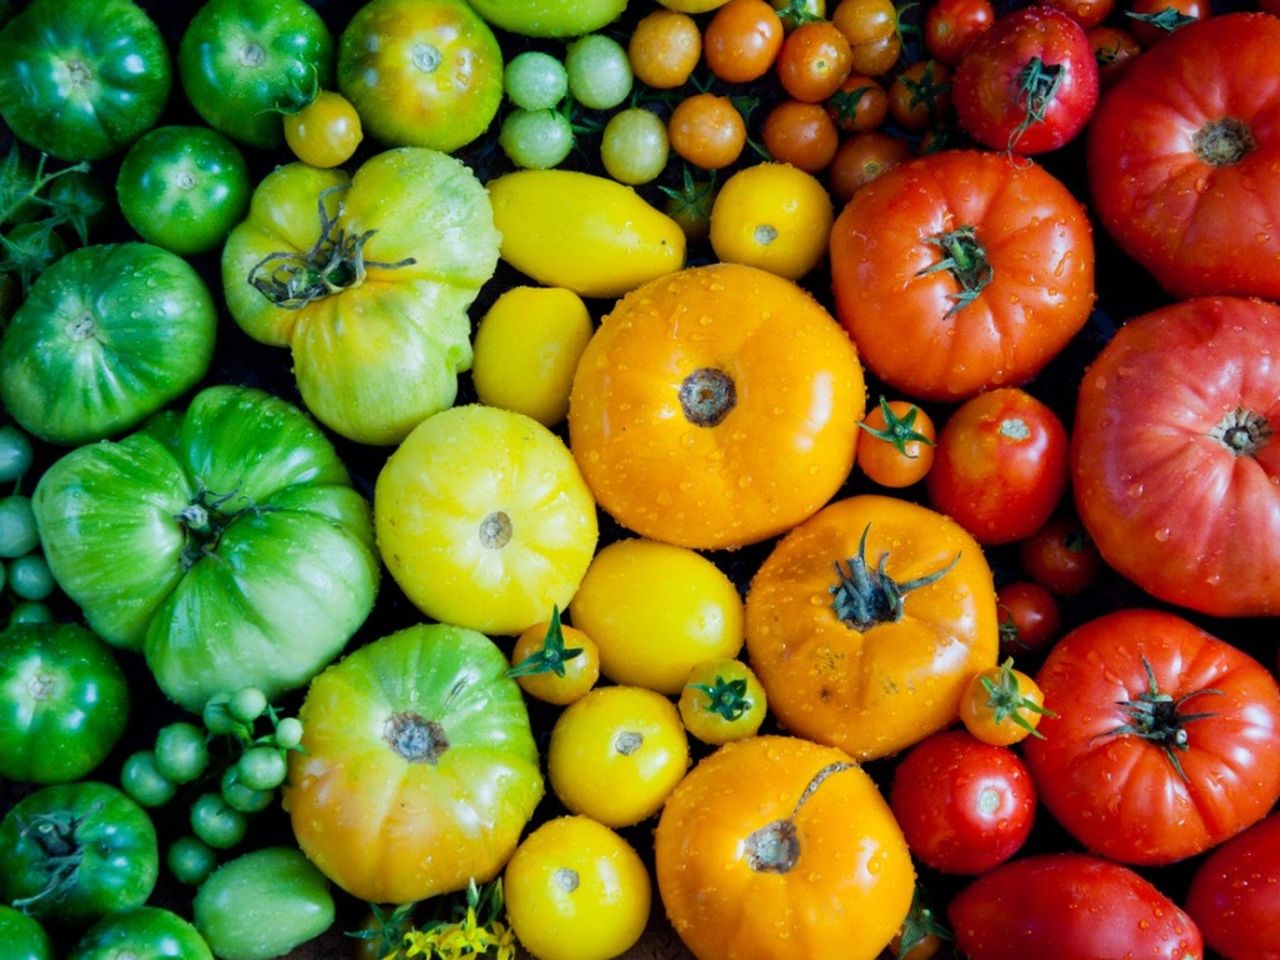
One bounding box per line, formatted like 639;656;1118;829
1209;406;1271;456
690;675;753;721
10;811;87;911
830;525;960;631
1008;56;1064;154
1193;118;1256;168
506;607;583;679
917;225;992;319
1125;7;1197;32
858;395;934;458
744;761;854;874
896;883;953;957
979;657;1056;739
176;485;259;571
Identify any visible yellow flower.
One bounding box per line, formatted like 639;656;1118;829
491;921;517;960
401;929;440;958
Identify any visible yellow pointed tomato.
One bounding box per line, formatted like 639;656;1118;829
710;162;834;280
375;405;598;636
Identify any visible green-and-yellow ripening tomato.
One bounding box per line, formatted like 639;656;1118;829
569;539;744;695
472;287;594;427
375;405;598;636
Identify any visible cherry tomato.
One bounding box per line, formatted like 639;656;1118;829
1088;25;1141;84
771;0;828;30
1019;513;1101;596
777;20;854;101
891;887;951;960
668;93;747;169
856;396;936;488
283;91;363;169
960;658;1052;746
1126;0;1209;45
761;100;840;171
706;0;785;82
925;0;995;65
629;9;702;89
1048;0;1116;27
677;658;767;745
827;131;912;201
826;74;888;132
833;0;903;74
601;108;670;185
888;59;953;130
997;581;1060;657
509;610;600;706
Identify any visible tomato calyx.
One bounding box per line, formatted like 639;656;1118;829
979;657;1055;739
917;225;992;318
744;761;854;873
690;675;754;722
679;368;737;427
1209;406;1271;456
1124;6;1197;33
901;60;951;115
859;395;935;456
1193;118;1256;168
384;712;449;764
346;902;418;959
506;607;583;680
830;524;961;630
9;810;88;911
895;883;953;958
773;0;823;31
1008;56;1064;154
177;486;260;570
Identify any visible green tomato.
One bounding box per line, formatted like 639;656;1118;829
32;385;381;709
191;793;248;850
504;51;568;110
228;686;267;723
566;34;633;111
8;601;52;626
194;847;335;960
8;553;55;600
202;695;239;735
0;0;171;161
220;766;274;814
69;907;213;960
602;108;671;185
237;746;287;791
117;126;250;256
0;423;34;482
167;836;218;887
499;109;575;170
179;0;333;149
154;721;210;784
469;0;627;37
0;782;158;923
0;495;38;557
274;716;303;749
0;244;217;446
0;905;53;960
121;751;178;809
0;623;129;783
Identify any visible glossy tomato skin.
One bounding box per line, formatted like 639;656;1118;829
925;0;995;65
0;906;52;960
1024;610;1280;865
1089;14;1280;299
1073;298;1280;616
830;150;1094;401
1019;512;1100;595
996;580;1059;656
950;853;1204;960
890;730;1035;874
927;388;1068;544
69;908;212;960
1186;813;1280;960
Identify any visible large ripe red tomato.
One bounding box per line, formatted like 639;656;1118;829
1186;813;1280;960
1023;609;1280;866
1088;14;1280;299
1073;297;1280;616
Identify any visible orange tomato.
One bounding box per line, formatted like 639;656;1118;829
826;74;888;132
629;9;702;88
960;657;1052;746
705;0;785;82
761;100;839;172
776;20;854;101
827;131;913;202
509;610;600;706
668;93;748;170
887;60;952;130
568;263;865;551
856;396;937;488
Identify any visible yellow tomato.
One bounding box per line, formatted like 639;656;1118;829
504;816;651;960
374;405;598;635
283;91;363;168
569;539;744;695
488;170;686;298
710;162;834;280
678;658;767;745
472;286;593;427
548;685;689;827
510;613;601;706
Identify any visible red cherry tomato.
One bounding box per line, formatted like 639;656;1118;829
1087;25;1141;85
996;581;1060;657
925;0;995;65
1126;0;1210;46
1019;513;1101;596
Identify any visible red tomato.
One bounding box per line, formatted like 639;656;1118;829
1024;610;1280;866
925;0;995;65
953;5;1099;154
996;581;1059;656
926;388;1068;545
1087;25;1141;85
1018;512;1100;596
1089;15;1280;299
1073;298;1280;617
1126;0;1209;46
1047;0;1115;28
950;853;1204;959
1186;813;1280;960
889;730;1035;875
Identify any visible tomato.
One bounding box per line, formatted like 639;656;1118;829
1;244;216;446
996;580;1059;656
629;10;701;88
705;0;785;82
661;169;718;243
960;657;1051;745
1074;298;1280;616
926;0;995;65
1019;512;1100;595
1186;813;1280;960
0;782;157;922
34;386;380;709
777;21;854;101
569;263;864;550
891;887;950;960
472;286;593;427
283;90;363;168
488;170;686;299
656;735;914;960
223;150;499;444
950;854;1204;959
504;51;568;110
856;397;937;488
566;34;633;111
826;74;888;132
600;108;670;186
761;100;840;172
1088;25;1141;85
376;405;597;636
504;817;651;960
1048;0;1115;27
709;162;834;280
467;0;626;36
116;126;250;256
286;625;542;903
888;60;953;131
890;730;1035;874
337;0;502;152
193;848;334;960
0;906;52;960
499;108;576;171
509;611;600;706
927;388;1068;544
0;0;170;162
69;908;212;960
668;93;748;170
830;150;1095;401
1090;16;1280;298
0;624;128;784
548;685;689;828
745;494;999;760
677;658;767;744
833;0;902;74
179;0;332;149
1127;0;1208;45
827;130;912;201
1024;610;1280;865
774;0;828;30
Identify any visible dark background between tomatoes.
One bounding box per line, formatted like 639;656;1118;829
0;0;1268;957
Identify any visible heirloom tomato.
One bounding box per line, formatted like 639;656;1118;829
569;263;864;550
709;162;834;280
1089;14;1280;298
677;658;767;745
1186;813;1280;960
338;0;502;153
69;908;212;960
656;735;914;960
375;405;598;637
468;0;626;37
830;150;1094;401
33;386;380;710
1024;610;1280;865
1073;298;1280;616
0;906;52;960
745;494;999;760
0;0;170;162
286;625;542;904
179;0;333;149
222;149;499;445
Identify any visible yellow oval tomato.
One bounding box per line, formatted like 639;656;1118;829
472;286;594;427
959;657;1051;746
569;539;744;695
503;816;651;960
710;162;834;280
375;405;598;635
678;658;767;745
488;170;686;298
569;263;865;550
746;494;999;760
509;612;600;706
283;91;363;168
548;685;689;827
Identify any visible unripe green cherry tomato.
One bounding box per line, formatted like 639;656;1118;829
0;495;38;558
601;108;670;185
191;793;248;849
154;722;210;784
229;687;268;723
274;716;304;749
9;601;52;626
221;766;274;814
168;836;219;887
0;424;34;483
499;108;575;169
505;51;569;109
121;751;177;808
566;34;633;110
238;746;288;791
7;554;54;600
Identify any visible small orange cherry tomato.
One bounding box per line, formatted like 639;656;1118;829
677;658;768;745
668;93;747;170
776;21;854;102
891;885;951;960
629;10;702;89
827;131;912;202
826;74;888;132
888;60;952;131
856;396;936;488
283;91;363;168
762;100;839;172
960;657;1054;746
705;0;786;82
509;607;600;706
833;0;903;74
